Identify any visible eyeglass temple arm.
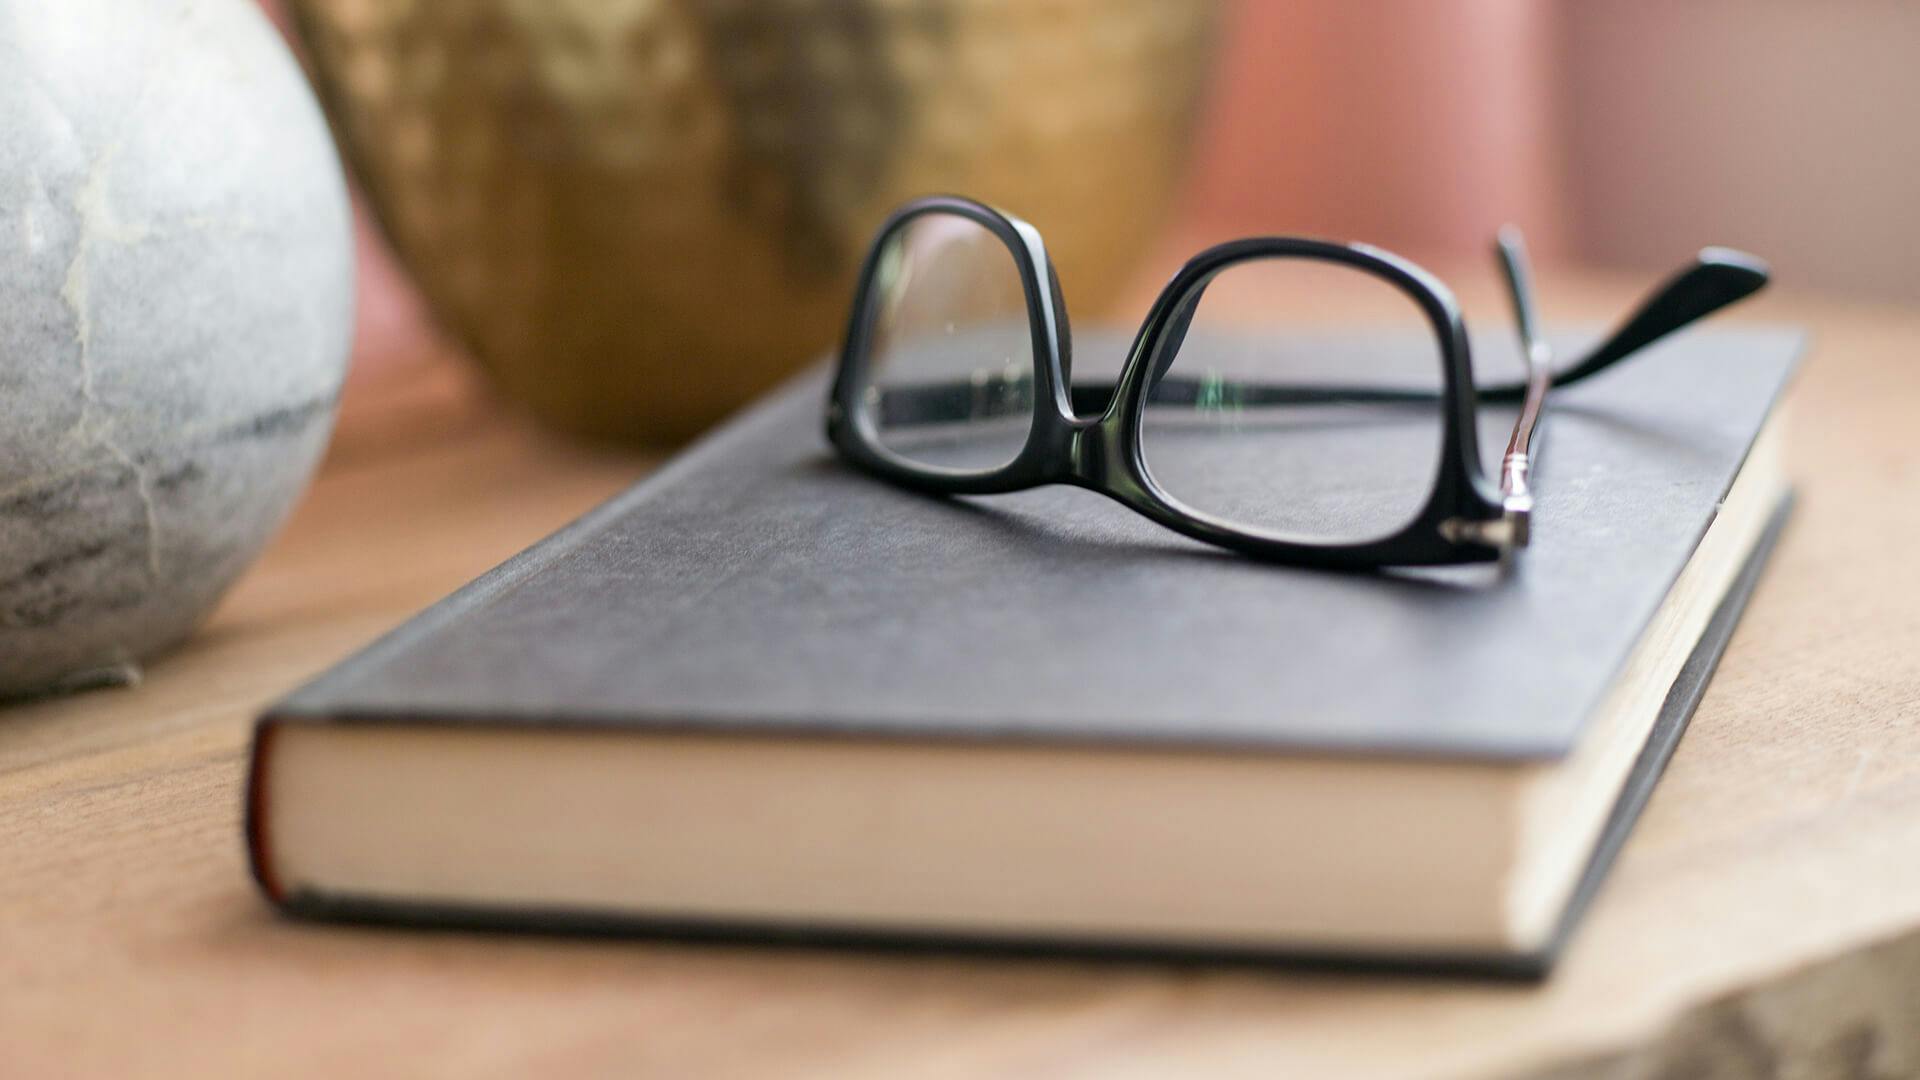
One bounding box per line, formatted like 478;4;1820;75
872;376;1438;428
1477;245;1770;403
1482;226;1548;548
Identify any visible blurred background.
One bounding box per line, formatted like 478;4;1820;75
1186;0;1918;299
259;0;1919;445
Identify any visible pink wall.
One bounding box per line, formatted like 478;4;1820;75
1183;0;1567;259
1185;0;1920;301
1561;0;1920;302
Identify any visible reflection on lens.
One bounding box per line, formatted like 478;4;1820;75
857;211;1036;472
1139;256;1445;543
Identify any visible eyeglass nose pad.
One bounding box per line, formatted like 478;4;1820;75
1147;296;1201;389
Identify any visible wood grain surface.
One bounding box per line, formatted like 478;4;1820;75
3;260;1917;1078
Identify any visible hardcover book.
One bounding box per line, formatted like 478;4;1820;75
246;326;1800;977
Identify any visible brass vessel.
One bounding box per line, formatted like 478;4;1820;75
290;0;1217;443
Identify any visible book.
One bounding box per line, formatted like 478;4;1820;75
246;325;1800;977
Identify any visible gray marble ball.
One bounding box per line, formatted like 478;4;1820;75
1;0;353;698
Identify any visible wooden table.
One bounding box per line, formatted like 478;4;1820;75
4;265;1917;1078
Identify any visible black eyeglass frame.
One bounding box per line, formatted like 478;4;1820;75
826;195;1768;569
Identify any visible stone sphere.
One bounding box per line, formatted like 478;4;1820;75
0;0;353;698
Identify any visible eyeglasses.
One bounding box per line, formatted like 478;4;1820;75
825;195;1768;568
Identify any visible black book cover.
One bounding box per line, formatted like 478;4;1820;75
249;326;1801;976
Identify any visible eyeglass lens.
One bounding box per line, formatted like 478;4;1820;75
855;211;1036;473
1138;257;1446;544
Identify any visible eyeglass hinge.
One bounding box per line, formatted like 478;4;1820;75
1440;504;1531;551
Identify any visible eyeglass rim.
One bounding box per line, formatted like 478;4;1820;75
831;196;1063;484
827;195;1510;568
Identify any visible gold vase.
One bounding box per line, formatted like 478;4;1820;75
290;0;1217;443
